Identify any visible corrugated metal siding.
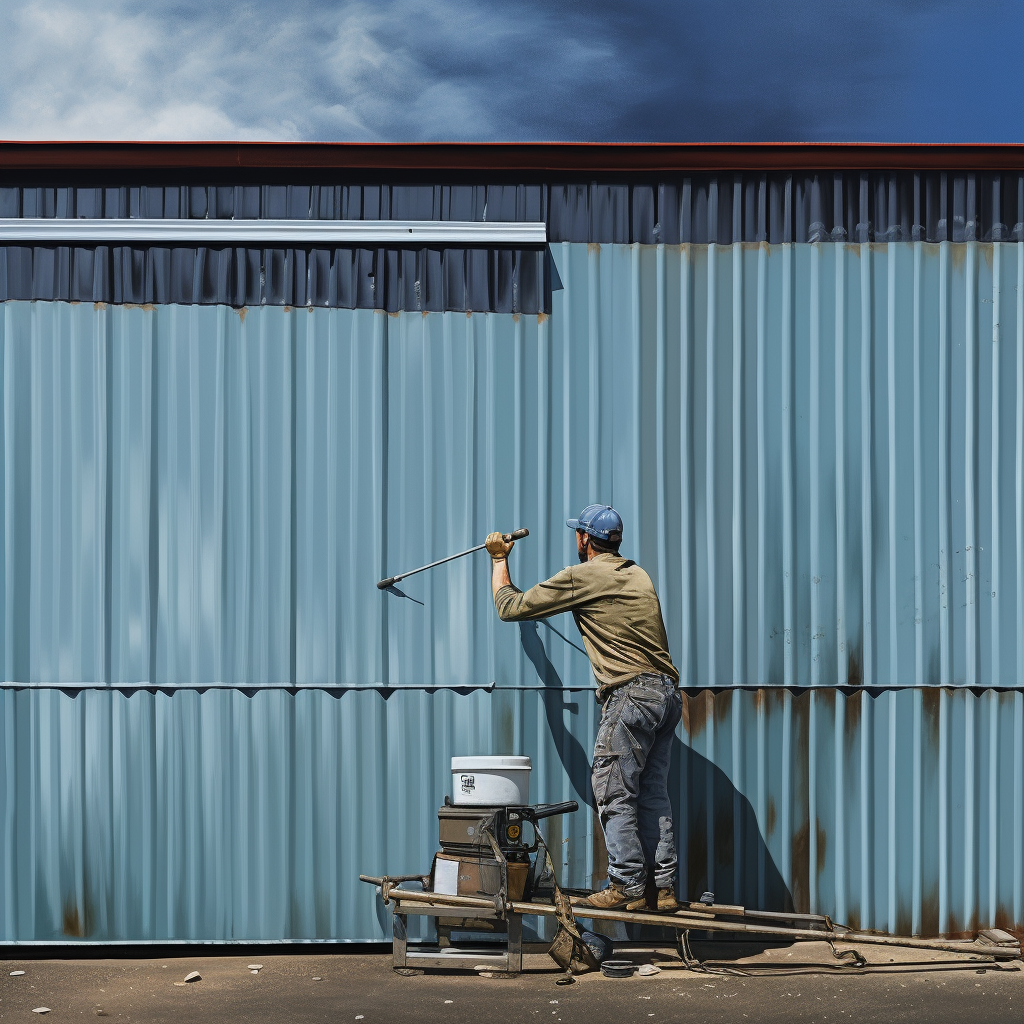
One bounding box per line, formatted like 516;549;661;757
376;239;1024;689
6;242;1024;688
1;173;1022;310
2;303;386;686
2;685;1021;941
2;173;1022;243
3;238;1024;942
0;245;552;314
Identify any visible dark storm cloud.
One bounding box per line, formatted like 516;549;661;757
0;0;1019;141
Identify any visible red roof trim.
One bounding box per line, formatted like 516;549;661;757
0;142;1021;174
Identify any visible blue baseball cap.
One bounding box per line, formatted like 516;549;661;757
566;504;624;542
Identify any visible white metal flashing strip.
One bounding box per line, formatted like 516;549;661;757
0;218;547;245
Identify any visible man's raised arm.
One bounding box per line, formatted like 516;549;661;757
484;532;577;622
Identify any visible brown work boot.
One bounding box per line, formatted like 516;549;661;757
579;883;647;911
655;887;680;912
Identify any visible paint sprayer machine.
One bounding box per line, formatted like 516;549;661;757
359;755;1021;981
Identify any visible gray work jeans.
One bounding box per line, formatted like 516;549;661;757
591;673;682;895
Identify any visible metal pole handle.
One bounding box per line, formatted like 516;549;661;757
377;528;530;589
526;800;579;822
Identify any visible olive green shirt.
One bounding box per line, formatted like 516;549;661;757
494;552;679;700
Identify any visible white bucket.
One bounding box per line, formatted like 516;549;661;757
451;755;532;806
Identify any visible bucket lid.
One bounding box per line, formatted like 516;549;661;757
451;755;532;771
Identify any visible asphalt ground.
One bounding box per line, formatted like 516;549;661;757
1;939;1020;1024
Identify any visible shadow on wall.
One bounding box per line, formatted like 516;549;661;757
670;736;794;913
518;622;594;806
519;622;794;917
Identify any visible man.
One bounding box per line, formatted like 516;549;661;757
485;504;682;912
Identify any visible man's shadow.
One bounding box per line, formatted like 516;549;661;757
518;622;594;804
518;622;794;940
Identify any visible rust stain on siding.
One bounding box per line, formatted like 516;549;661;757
792;820;810;914
896;900;913;939
62;897;92;938
684;691;713;738
921;882;940;938
922;686;941;754
996;903;1014;932
714;688;733;724
844;686;863;748
847;649;862;690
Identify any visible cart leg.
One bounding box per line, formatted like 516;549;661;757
392;913;408;969
506;913;523;974
437;922;452;949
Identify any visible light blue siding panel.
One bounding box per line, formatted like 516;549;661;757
3;240;1024;943
2;303;385;686
5;247;1024;689
2;685;1022;941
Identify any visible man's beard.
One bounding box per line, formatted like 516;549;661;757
577;541;589;564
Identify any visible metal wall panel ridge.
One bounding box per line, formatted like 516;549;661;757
2;685;1021;941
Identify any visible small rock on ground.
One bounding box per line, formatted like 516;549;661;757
184;971;202;982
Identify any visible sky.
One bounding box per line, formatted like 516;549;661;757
0;0;1021;142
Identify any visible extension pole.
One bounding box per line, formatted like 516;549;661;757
377;529;529;590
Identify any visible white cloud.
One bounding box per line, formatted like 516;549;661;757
0;0;616;140
1;0;346;139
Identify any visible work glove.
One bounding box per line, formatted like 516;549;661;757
485;532;514;561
